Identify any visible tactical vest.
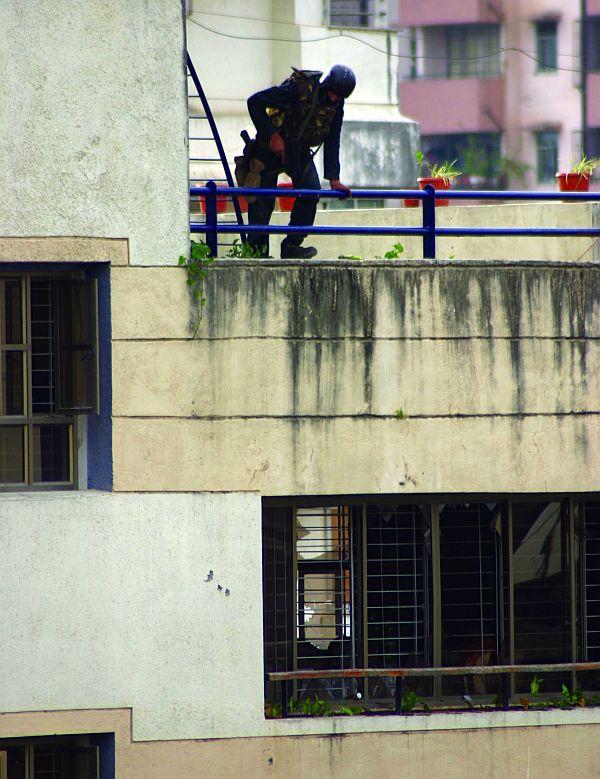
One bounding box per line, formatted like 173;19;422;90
266;68;339;147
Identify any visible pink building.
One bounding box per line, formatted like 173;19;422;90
393;0;600;189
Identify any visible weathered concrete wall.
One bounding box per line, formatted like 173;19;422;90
0;492;264;741
0;1;189;266
111;258;600;494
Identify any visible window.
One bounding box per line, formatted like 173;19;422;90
585;18;600;72
328;0;383;29
263;497;600;709
535;130;558;182
445;25;501;79
0;274;99;489
0;737;100;779
535;20;558;72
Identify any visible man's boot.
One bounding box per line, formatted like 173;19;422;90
280;240;317;259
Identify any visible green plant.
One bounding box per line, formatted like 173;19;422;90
530;674;543;698
558;684;586;708
395;408;406;420
289;695;334;717
288;695;364;717
428;159;462;181
400;690;430;712
498;155;531;184
570;155;600;176
178;240;215;336
338;254;363;261
265;701;283;719
225;239;266;259
416;150;425;177
338;704;365;715
384;242;404;259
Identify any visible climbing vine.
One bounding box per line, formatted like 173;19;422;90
178;240;214;337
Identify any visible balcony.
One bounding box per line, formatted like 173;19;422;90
398;0;503;26
399;76;504;135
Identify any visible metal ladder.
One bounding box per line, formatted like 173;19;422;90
187;52;246;245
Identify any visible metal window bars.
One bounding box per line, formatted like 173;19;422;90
263;499;600;713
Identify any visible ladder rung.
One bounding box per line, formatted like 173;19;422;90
190;137;214;141
190;157;223;162
189;115;208;119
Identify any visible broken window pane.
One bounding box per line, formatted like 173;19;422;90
512;501;570;692
439;503;500;697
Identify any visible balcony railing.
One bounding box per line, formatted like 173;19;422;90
269;661;600;717
190;183;600;260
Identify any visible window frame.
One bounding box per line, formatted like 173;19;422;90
0;271;98;491
535;19;558;73
263;495;595;709
535;129;559;182
327;0;384;30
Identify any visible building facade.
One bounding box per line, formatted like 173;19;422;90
1;2;600;778
394;0;600;189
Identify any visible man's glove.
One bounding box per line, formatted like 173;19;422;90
329;179;352;197
269;132;285;163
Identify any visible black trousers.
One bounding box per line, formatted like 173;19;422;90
247;145;321;256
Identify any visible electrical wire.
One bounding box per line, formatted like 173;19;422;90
187;15;585;73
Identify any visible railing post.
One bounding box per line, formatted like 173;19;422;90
422;184;436;260
394;676;403;714
205;179;218;258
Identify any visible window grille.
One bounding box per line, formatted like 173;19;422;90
439;503;500;696
446;25;501;79
535;130;558;182
0;274;99;489
535;20;558;72
329;0;378;29
263;498;600;708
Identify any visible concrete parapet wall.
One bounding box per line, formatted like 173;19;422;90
111;258;600;494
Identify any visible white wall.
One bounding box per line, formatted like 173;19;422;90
0;492;265;741
0;1;189;266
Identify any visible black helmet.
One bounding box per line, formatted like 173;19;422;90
323;64;356;99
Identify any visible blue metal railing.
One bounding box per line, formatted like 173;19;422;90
190;182;600;260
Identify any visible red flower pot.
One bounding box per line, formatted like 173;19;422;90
199;186;229;214
556;172;590;192
417;176;451;206
277;182;296;212
403;193;420;208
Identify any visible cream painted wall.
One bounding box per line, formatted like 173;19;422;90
0;492;265;741
0;1;189;266
3;495;600;750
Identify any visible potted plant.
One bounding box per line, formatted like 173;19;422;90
556;155;600;193
418;160;462;207
404;153;462;207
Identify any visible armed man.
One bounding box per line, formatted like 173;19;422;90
236;65;356;259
